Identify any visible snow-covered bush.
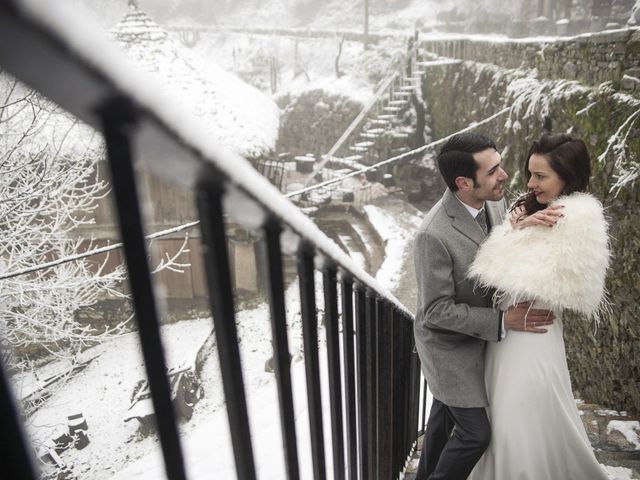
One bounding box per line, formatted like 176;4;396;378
0;75;126;370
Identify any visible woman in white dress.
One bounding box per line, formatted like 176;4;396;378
467;133;610;480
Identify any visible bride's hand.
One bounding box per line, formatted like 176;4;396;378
511;204;564;230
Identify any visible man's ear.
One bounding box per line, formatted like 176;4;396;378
455;176;473;191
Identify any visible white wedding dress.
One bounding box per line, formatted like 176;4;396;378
468;305;608;480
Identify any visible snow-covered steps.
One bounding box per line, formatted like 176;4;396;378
349;145;369;153
360;127;386;139
370;118;391;126
390;131;411;139
376;114;396;120
388;100;407;106
393;91;413;98
415;59;463;67
360;132;380;139
399;85;418;91
383;106;402;113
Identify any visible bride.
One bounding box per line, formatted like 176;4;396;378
467;133;610;480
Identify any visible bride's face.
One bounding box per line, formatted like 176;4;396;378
526;154;566;204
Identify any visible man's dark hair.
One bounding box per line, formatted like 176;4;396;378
437;133;497;191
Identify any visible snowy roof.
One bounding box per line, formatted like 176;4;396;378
109;4;279;159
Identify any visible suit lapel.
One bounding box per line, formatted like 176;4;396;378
442;189;485;246
486;199;506;229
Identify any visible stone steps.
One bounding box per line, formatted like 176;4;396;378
360;132;380;139
349;145;369;152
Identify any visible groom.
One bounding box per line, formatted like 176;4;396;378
413;132;555;480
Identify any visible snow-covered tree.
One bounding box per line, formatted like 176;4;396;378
0;73;126;371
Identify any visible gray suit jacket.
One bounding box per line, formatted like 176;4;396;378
413;188;507;408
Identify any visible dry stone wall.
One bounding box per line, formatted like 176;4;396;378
420;28;640;91
421;58;640;413
276;89;364;158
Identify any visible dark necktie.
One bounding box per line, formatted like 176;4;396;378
475;208;488;235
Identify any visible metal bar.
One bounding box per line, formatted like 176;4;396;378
403;315;417;473
0;347;38;480
376;300;392;480
411;351;421;461
404;317;415;463
196;186;257;480
421;378;428;434
341;277;358;480
355;286;369;480
323;267;345;480
391;309;402;477
100;98;187;480
365;291;378;480
297;244;327;480
263;220;300;480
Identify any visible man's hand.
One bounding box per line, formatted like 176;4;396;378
504;302;555;333
510;204;564;230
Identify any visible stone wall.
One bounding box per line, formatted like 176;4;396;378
276;88;365;158
420;28;640;90
421;60;640;412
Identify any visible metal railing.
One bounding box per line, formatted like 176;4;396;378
0;3;425;480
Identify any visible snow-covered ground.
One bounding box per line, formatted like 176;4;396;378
11;195;422;479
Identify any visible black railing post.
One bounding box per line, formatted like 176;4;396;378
376;300;393;480
391;308;403;477
340;276;357;480
100;98;187;480
323;267;345;480
263;220;300;480
196;185;257;480
297;244;327;480
0;347;38;480
421;378;428;434
409;318;421;455
355;286;369;480
365;291;378;479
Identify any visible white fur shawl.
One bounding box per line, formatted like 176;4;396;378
468;192;610;318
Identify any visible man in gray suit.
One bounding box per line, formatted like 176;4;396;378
413;133;555;480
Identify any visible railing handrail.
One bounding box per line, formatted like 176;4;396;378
0;2;412;317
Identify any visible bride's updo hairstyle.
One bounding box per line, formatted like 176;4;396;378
513;133;591;215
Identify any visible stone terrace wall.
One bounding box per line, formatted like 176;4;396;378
275;89;364;158
420;28;640;89
421;60;640;412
